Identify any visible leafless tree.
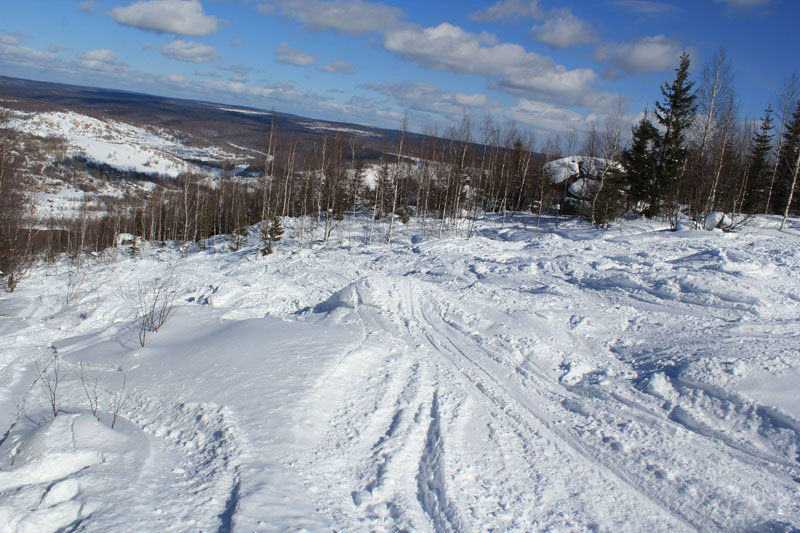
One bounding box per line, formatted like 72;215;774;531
111;372;129;429
35;354;61;419
78;362;100;419
137;276;178;347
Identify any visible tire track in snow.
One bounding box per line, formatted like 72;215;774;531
415;391;465;533
406;281;700;530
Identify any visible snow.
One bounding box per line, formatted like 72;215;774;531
301;121;377;137
704;211;733;230
1;214;799;531
5;108;239;179
217;107;271;116
543;155;622;184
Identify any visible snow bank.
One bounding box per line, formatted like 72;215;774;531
0;413;148;533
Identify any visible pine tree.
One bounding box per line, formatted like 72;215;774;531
268;216;284;243
778;102;800;228
621;113;659;212
743;105;774;213
260;215;284;256
651;52;697;220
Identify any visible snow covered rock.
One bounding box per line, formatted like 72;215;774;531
543;156;622;185
704;212;733;230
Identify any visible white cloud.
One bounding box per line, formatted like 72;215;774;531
470;0;540;21
503;98;588;135
216;63;252;75
384;22;605;108
77;1;95;13
594;35;682;74
275;42;316;66
532;8;596;48
608;0;679;15
156;39;219;63
320;60;356;74
362;81;490;120
0;42;63;70
258;0;405;35
0;33;28;45
75;48;129;73
195;69;220;78
713;0;770;8
166;74;187;83
110;0;221;36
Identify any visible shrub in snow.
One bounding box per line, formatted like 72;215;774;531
35;355;62;419
137;277;177;347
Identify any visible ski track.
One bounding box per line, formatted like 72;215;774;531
1;216;799;530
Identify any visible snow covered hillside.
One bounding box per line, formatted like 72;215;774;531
5;107;244;179
1;215;799;531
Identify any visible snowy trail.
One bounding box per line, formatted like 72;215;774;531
0;215;799;530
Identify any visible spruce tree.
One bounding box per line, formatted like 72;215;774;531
743;105;774;213
621;113;659;212
260;216;284;256
651;53;697;219
778;102;800;228
268;216;284;243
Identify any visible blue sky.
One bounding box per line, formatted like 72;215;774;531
1;0;796;137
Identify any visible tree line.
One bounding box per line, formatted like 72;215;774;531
1;50;799;291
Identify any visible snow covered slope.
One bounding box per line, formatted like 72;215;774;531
0;215;799;531
6;108;239;178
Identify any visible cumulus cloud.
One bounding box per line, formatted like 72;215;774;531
275;42;316;66
110;0;221;36
470;0;540;21
361;81;489;120
503;98;588;135
75;48;129;73
0;42;63;70
155;39;219;63
384;22;605;107
320;60;356;74
258;0;406;35
532;8;596;48
594;35;683;74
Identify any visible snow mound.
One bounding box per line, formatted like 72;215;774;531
0;413;148;533
316;275;396;313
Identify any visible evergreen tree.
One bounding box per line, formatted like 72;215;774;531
260;215;284;255
777;102;800;228
268;215;284;243
743;105;774;213
651;52;697;219
621;113;659;212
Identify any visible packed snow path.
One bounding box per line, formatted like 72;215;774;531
0;215;799;531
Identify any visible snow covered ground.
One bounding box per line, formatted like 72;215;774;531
1;214;799;531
